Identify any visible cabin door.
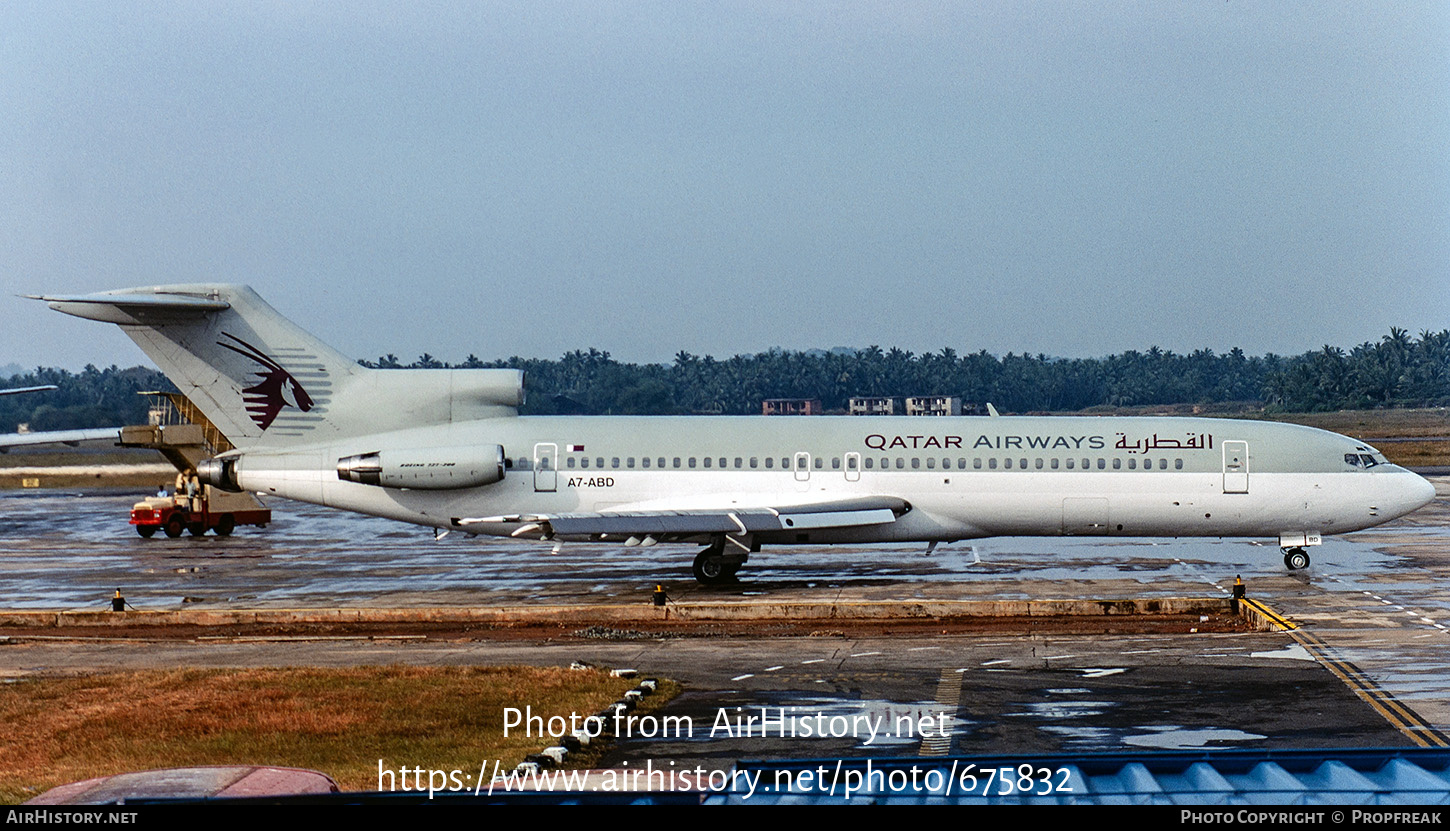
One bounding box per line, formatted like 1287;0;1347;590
1062;498;1109;535
1222;441;1249;494
533;443;557;492
844;452;861;482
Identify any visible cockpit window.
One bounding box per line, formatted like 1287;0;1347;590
1360;454;1378;468
1344;454;1361;467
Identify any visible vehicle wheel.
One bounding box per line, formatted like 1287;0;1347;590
692;550;728;584
137;525;157;539
187;522;207;536
1283;547;1310;570
215;515;235;536
164;516;185;538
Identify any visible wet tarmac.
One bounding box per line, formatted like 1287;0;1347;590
1;479;1448;770
0;487;1423;610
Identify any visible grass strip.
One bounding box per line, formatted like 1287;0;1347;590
0;665;674;802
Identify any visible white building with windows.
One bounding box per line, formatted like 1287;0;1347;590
849;397;899;415
905;395;962;416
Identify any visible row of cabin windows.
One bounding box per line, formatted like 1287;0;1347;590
539;455;1186;471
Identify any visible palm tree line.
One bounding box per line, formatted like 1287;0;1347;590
1;328;1443;432
363;327;1450;416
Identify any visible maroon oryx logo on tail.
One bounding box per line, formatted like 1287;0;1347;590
217;333;315;430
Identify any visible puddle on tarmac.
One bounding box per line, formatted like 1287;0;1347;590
1124;727;1267;749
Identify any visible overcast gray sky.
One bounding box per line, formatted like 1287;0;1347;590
4;2;1448;370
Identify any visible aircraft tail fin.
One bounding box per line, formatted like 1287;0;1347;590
36;284;523;449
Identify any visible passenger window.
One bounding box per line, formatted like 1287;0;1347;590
734;458;742;468
814;457;823;469
1035;458;1044;470
1160;459;1168;470
974;458;982;470
750;457;758;468
988;458;998;470
1050;458;1059;470
1066;458;1075;469
833;457;841;470
958;458;967;469
1112;458;1121;470
673;457;681;469
1175;458;1183;470
896;458;905;469
658;458;666;469
689;457;697;468
847;457;857;470
567;457;577;469
580;457;590;469
1097;459;1106;470
1004;458;1013;470
703;457;711;468
864;458;873;469
1127;458;1136;470
612;457;620;469
642;457;650;468
926;458;936;469
719;458;726;468
1019;458;1027;470
911;458;921;469
625;457;633;469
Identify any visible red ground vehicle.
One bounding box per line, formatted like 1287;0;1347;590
131;486;269;538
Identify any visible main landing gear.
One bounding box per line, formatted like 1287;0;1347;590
691;536;750;585
1282;547;1311;570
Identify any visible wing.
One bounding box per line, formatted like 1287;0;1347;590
0;428;121;451
455;495;909;540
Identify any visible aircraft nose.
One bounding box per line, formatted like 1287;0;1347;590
1387;470;1437;519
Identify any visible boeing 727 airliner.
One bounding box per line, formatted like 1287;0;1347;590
35;285;1436;583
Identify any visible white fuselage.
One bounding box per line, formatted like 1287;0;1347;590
227;414;1436;548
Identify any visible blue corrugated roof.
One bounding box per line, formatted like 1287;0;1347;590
705;749;1450;805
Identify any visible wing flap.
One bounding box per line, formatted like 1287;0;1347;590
0;428;121;450
457;495;907;537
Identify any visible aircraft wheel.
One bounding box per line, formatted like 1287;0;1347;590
137;525;157;539
1283;547;1310;570
164;516;185;538
215;515;235;536
692;550;729;584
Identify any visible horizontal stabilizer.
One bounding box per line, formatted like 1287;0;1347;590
30;291;231;325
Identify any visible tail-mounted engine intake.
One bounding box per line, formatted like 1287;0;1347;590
195;457;241;492
337;445;505;490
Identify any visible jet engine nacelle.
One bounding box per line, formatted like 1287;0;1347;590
337;445;506;490
195;457;242;492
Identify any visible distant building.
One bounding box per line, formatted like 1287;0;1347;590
849;397;899;416
905;395;962;416
762;398;822;416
